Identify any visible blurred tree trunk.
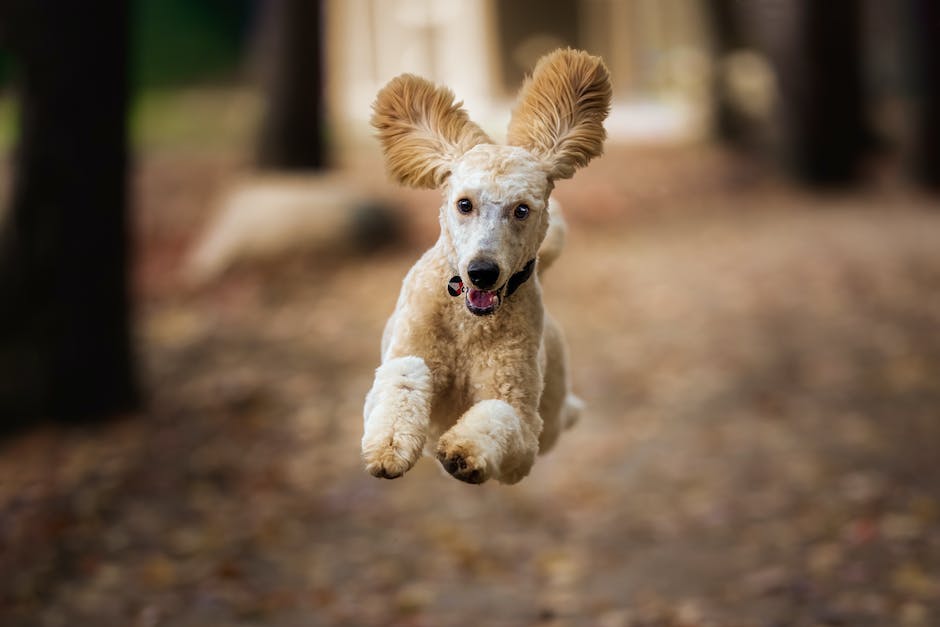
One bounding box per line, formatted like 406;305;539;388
0;1;138;428
495;0;579;92
777;1;870;185
257;0;326;170
707;0;753;148
910;0;940;189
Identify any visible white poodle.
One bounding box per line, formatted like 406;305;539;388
362;48;612;484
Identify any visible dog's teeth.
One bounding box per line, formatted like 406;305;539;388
468;289;497;309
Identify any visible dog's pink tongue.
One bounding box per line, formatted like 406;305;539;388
468;289;497;309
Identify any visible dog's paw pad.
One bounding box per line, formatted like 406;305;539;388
436;444;488;484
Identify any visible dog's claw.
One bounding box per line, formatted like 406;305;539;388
436;448;487;484
369;466;403;480
363;439;419;479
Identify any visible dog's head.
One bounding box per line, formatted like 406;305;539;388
372;49;611;315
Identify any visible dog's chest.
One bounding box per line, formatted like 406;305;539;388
436;306;541;385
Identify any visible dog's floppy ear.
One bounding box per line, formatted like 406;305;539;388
372;74;492;189
507;49;612;180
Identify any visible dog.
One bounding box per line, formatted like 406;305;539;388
361;48;611;484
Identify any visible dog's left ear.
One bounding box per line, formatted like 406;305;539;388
507;49;612;180
372;74;492;189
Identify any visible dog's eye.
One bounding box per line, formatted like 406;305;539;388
514;204;530;220
457;198;473;214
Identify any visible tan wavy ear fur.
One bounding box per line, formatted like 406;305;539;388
371;74;492;189
507;49;612;180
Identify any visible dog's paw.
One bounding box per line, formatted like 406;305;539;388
435;437;489;484
362;432;423;479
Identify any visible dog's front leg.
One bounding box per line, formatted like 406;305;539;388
361;356;432;479
436;399;542;485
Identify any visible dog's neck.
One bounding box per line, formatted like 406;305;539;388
504;258;536;296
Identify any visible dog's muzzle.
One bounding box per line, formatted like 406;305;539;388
447;258;536;317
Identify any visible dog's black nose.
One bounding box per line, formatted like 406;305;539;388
467;259;500;290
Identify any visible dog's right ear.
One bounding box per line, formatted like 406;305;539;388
371;74;491;189
507;49;611;180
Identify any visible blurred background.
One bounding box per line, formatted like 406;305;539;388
1;1;939;625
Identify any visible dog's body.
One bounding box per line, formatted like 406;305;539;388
361;49;611;484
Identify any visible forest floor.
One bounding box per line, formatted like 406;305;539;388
1;145;939;627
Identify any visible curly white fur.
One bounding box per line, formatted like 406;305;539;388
362;49;610;484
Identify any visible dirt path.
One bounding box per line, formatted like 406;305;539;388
2;152;939;626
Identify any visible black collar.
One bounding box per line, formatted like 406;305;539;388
447;258;536;298
505;258;536;296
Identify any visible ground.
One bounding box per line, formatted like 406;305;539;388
1;145;939;627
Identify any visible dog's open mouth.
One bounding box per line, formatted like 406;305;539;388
466;288;500;316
